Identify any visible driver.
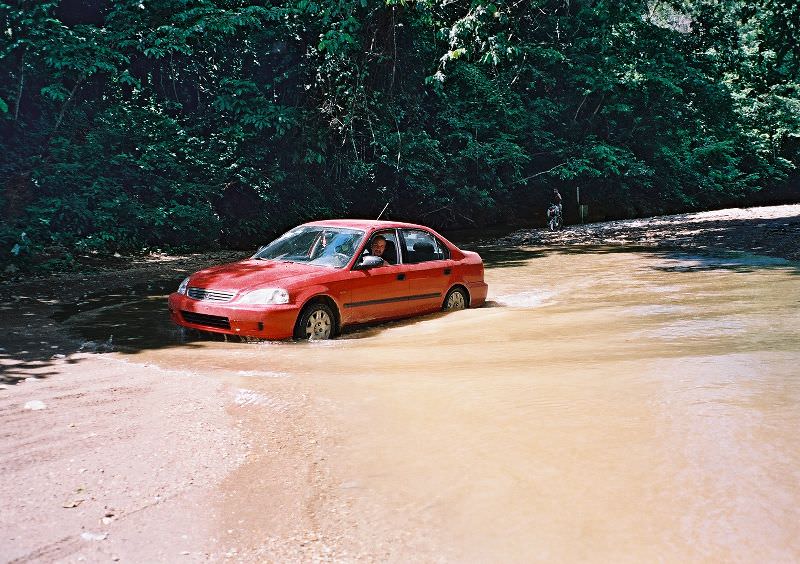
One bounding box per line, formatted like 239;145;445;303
369;235;394;265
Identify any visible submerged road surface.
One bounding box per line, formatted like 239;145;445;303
52;245;800;561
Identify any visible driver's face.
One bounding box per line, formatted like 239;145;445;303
371;238;386;256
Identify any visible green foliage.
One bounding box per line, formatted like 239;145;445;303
0;0;797;271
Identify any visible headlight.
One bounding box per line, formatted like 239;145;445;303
238;288;289;305
177;277;190;295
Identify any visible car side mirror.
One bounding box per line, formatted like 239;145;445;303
354;255;385;269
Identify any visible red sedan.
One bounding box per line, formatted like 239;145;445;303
168;219;488;340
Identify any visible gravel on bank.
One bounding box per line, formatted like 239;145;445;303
493;204;800;263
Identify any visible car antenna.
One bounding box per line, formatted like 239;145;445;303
376;202;389;220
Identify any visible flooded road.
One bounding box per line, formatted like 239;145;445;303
65;247;800;561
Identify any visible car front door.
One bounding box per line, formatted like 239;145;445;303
340;231;410;324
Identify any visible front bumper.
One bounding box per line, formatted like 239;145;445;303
168;293;302;340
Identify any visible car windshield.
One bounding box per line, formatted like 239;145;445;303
252;226;365;268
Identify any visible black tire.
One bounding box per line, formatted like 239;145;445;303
294;302;336;340
442;287;468;311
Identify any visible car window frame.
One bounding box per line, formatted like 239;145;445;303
398;228;450;264
353;228;402;268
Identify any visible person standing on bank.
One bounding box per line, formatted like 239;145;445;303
552;188;562;211
547;188;564;231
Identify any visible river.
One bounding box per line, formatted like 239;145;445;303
65;245;800;561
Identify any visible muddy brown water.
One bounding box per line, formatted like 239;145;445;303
62;246;800;561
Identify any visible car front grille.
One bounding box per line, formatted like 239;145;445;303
187;287;236;302
180;311;231;330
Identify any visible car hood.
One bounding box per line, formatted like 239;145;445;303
188;260;328;292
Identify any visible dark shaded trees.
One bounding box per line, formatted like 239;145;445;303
1;0;797;270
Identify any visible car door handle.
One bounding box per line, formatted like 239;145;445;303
443;268;451;275
397;273;406;281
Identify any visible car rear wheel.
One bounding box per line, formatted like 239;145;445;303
294;303;335;340
443;287;467;311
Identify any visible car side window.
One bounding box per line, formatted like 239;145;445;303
365;230;399;265
400;229;449;264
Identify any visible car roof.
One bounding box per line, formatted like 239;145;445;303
303;219;433;231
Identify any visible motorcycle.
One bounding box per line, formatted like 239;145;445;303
546;203;563;231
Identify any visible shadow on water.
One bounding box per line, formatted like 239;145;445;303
474;239;800;273
649;251;795;273
51;279;180;322
2;241;798;385
472;247;548;268
471;243;727;268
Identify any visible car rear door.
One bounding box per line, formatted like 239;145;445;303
397;228;454;315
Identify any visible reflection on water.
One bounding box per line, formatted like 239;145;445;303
63;247;800;560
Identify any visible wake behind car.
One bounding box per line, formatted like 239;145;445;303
168;219;488;340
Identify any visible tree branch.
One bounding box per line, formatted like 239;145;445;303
52;78;84;134
14;49;26;123
515;162;568;184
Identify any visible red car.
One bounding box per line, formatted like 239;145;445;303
168;219;488;340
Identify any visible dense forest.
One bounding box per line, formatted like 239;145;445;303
1;0;798;271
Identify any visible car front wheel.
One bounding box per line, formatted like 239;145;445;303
443;287;467;311
294;303;336;340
